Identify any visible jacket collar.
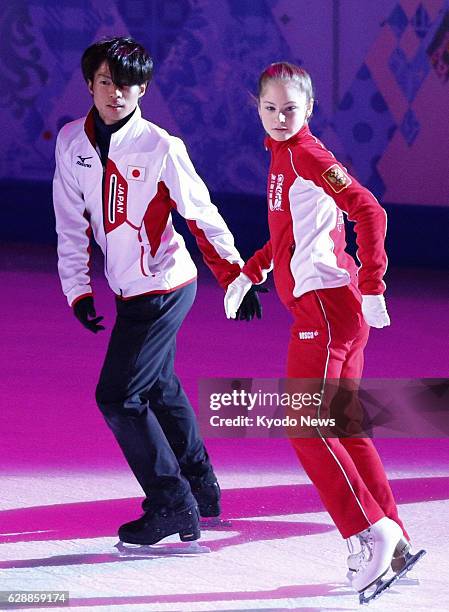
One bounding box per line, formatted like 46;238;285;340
84;105;143;149
264;123;310;152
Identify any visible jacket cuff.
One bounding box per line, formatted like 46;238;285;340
69;289;93;308
242;262;270;284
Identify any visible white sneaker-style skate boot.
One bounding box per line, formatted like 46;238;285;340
346;532;410;581
350;517;403;593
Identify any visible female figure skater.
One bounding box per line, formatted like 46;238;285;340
224;62;423;600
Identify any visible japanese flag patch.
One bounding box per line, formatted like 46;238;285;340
127;165;146;181
321;164;351;193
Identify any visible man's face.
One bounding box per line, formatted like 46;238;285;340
258;80;313;141
88;61;146;125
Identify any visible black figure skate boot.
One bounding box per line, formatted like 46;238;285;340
118;500;200;545
188;474;221;517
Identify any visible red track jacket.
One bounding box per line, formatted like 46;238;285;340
242;125;388;307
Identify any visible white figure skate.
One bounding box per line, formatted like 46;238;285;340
349;517;426;604
351;518;402;600
346;533;410;581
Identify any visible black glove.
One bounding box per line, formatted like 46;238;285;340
73;296;105;333
235;285;269;321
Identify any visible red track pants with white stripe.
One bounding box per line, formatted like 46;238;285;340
287;284;408;539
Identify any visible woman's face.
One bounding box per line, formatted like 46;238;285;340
258;80;313;141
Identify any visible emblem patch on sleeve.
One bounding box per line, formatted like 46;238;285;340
321;164;352;193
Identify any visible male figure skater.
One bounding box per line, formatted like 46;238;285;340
53;37;259;545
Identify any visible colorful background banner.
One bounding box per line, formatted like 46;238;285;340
1;0;448;205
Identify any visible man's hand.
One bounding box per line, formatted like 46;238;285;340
235;285;269;321
224;273;253;319
73;296;105;333
361;295;390;328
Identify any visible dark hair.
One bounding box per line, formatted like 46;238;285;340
81;37;153;86
258;62;314;103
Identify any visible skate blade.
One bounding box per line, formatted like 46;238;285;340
114;540;211;556
396;549;426;578
395;577;420;586
200;517;232;529
359;549;426;604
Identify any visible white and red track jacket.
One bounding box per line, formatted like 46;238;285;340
53;106;243;306
242;125;388;307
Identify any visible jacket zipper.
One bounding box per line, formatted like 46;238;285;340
101;162;108;276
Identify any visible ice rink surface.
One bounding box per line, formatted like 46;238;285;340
1;245;448;611
2;467;448;611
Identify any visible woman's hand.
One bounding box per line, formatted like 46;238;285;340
361;295;390;328
224;273;253;319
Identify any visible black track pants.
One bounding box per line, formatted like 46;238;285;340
96;282;211;509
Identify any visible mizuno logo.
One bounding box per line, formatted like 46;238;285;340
76;155;93;167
